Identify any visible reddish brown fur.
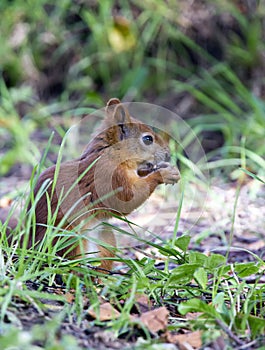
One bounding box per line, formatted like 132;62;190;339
25;99;180;271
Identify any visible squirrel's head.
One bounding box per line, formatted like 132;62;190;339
101;98;171;171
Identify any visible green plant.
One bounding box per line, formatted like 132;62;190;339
0;79;39;175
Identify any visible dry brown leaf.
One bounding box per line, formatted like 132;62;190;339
166;330;202;349
135;293;153;313
88;302;120;321
185;312;203;320
65;292;75;303
139;306;169;333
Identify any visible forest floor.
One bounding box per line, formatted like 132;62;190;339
1;165;264;349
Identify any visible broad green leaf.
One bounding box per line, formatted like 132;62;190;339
236;314;265;339
175;235;190;252
168;264;200;285
178;298;221;319
234;262;260;278
189;251;207;265
212;292;226;314
204;254;226;271
247;314;265;338
194;267;208;290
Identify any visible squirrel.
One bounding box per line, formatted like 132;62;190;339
4;98;180;272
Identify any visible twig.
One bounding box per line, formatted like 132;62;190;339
237;339;258;350
215;318;244;346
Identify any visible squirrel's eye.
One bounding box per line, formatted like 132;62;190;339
142;134;154;145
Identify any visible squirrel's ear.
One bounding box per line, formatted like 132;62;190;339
106;98;121;108
106;98;131;124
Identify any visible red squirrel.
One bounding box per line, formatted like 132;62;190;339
7;99;181;271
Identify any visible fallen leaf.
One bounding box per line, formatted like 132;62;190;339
88;302;120;321
166;330;202;349
135;293;153;313
185;312;203;320
139;306;169;333
65;292;75;303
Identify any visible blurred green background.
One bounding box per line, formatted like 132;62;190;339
0;0;265;180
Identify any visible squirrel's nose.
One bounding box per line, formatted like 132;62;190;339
165;151;171;162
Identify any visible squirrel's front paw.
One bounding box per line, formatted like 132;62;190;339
156;162;180;184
